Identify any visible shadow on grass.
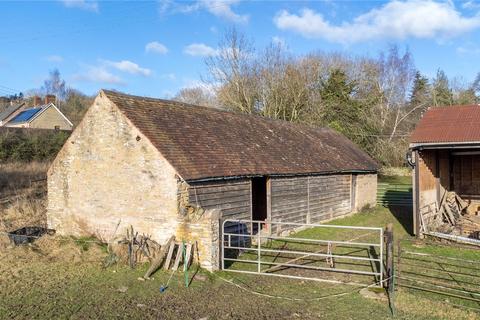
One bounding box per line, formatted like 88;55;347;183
387;205;414;236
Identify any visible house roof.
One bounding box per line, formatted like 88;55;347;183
7;103;73;127
102;90;378;181
410;105;480;145
9;107;44;124
0;103;24;122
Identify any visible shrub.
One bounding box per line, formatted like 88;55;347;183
0;128;70;162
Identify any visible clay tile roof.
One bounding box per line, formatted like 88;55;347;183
410;105;480;144
102;89;377;181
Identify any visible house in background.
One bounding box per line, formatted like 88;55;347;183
410;105;480;239
47;90;378;270
0;102;25;126
0;95;73;131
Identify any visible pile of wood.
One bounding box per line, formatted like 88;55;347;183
143;236;195;279
438;192;468;226
457;215;480;240
108;226;161;268
107;229;196;279
433;192;480;239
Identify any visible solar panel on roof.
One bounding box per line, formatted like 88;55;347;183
9;107;42;123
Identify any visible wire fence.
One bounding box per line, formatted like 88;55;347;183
396;241;480;312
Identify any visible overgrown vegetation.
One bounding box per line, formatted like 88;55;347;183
0;162;49;233
0;128;69;162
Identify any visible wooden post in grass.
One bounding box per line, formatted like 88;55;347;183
385;223;395;316
385;223;394;286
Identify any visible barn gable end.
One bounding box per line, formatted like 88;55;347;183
47;92;180;243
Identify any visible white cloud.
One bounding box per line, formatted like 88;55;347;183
45;55;64;63
463;1;480;9
145;41;169;54
274;0;480;44
201;0;249;23
159;0;248;23
184;43;219;57
105;60;152;76
73;66;124;85
60;0;98;12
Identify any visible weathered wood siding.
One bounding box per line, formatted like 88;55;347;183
188;179;251;221
270;174;352;224
271;177;309;223
418;150;437;211
309;175;352;222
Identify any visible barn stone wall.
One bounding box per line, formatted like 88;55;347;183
47;94;180;244
354;174;377;211
175;208;221;271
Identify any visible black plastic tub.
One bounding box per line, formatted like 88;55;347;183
7;227;55;245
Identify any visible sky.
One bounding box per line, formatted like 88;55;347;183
1;0;480;99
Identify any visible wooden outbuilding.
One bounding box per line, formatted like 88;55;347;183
47;90;378;270
410;105;480;239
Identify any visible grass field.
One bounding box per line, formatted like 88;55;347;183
1;206;479;319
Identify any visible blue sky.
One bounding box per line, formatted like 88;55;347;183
1;0;480;98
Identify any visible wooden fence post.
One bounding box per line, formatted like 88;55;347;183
385;224;393;286
385;223;395;315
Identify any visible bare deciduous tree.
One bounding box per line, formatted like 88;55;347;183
174;86;220;109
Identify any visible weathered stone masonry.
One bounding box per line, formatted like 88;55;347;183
48;94;180;244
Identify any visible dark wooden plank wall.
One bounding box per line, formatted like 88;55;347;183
308;175;352;222
187;179;252;221
270;177;309;223
270;174;352;224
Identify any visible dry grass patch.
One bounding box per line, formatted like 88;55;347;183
0;161;49;234
0;161;49;195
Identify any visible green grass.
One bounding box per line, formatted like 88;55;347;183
378;175;412;185
1;206;479;319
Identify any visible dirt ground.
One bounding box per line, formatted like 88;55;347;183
1;207;479;320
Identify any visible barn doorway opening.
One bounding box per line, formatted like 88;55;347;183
251;177;267;232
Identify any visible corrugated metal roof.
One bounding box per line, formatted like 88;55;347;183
102;90;378;181
9;107;42;123
410;105;480;144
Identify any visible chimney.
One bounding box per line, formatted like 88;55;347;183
33;95;41;106
45;94;56;105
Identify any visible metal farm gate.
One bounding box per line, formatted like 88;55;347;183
220;219;385;287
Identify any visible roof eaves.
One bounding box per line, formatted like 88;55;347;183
410;141;480;150
185;169;378;184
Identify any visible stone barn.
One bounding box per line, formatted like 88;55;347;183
47;90;378;270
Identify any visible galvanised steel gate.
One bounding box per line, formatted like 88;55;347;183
221;219;384;287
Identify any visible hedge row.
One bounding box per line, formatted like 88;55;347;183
0;128;70;162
